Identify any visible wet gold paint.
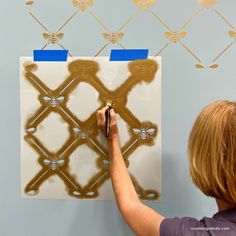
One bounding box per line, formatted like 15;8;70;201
24;59;160;200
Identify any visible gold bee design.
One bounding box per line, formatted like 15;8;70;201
42;32;64;44
103;32;125;44
196;0;219;9
72;0;94;11
228;31;236;40
133;0;156;11
164;32;187;43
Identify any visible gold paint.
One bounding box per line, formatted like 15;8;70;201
164;32;187;43
26;0;34;5
229;31;236;39
103;32;124;44
23;59;160;200
197;0;219;9
89;12;137;57
133;0;156;11
212;41;235;63
209;64;218;68
42;33;64;44
72;0;94;12
195;64;204;69
29;11;78;52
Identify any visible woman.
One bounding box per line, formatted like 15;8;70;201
96;100;236;236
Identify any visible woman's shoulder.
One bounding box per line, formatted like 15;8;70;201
160;208;236;236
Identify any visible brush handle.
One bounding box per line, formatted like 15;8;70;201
105;106;111;137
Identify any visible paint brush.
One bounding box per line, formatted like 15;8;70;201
105;100;112;138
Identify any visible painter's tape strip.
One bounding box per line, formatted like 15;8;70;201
33;50;68;62
110;49;149;61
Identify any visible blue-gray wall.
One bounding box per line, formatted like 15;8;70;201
1;0;236;235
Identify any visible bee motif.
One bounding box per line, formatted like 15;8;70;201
43;96;64;107
133;0;156;11
133;127;155;140
42;32;64;44
103;32;125;44
164;32;187;43
73;127;88;139
72;0;94;11
228;31;236;40
43;159;65;170
196;0;219;9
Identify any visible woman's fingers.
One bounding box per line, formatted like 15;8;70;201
97;106;109;127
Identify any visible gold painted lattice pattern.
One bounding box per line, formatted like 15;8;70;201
25;0;236;68
23;59;160;200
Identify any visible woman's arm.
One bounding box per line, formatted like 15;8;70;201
97;107;165;236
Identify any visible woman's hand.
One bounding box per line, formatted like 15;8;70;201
96;106;119;142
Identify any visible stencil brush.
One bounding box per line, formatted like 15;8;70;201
105;100;112;138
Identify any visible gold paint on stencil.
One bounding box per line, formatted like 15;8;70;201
72;0;94;11
23;59;160;200
164;32;187;43
133;0;156;11
197;0;220;9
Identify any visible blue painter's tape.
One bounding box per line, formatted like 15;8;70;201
110;49;148;61
33;50;68;61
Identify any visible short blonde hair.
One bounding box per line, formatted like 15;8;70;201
188;100;236;203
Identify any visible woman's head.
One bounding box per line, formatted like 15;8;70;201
188;100;236;203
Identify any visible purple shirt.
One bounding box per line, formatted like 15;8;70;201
160;207;236;235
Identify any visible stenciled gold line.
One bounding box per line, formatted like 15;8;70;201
28;107;49;127
212;41;235;62
180;8;204;31
57;43;73;58
59;107;78;126
154;42;170;56
88;11;110;32
122;139;138;156
150;10;172;31
93;42;110;58
212;8;235;30
59;170;80;190
41;43;50;50
117;42;126;49
29;12;49;32
56;11;79;33
118;11;138;31
179;42;201;62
